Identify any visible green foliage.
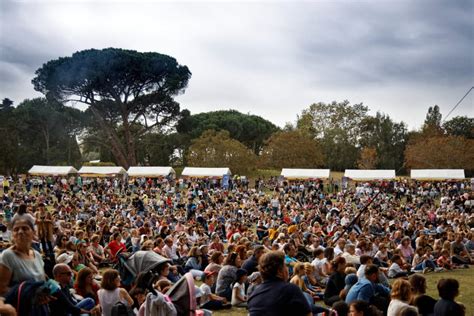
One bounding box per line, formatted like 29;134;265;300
359;112;407;170
32;48;191;168
424;105;442;129
259;130;325;169
0;98;83;174
443;116;474;139
297;100;368;170
176;110;278;154
186;130;257;175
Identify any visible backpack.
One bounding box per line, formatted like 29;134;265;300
111;301;134;316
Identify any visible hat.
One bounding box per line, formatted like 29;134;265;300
344;273;358;292
236;268;248;280
248;272;261;283
56;253;73;265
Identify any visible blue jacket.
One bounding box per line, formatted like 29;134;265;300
345;278;390;304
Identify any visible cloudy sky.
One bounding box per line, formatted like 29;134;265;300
1;0;473;129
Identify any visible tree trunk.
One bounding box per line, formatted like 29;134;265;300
121;116;137;167
90;107;130;168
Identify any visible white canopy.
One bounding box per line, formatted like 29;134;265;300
28;165;78;176
127;166;175;178
344;169;396;181
410;169;465;180
181;167;231;178
281;168;330;179
78;166;126;177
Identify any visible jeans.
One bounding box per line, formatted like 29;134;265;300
414;260;436;270
76;297;96;310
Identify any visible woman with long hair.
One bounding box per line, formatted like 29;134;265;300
74;267;100;304
215;252;241;301
98;269;133;316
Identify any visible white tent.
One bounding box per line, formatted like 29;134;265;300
344;169;396;181
78;166;126;177
127;166;176;178
281;168;330;179
28;165;78;176
181;167;231;178
410;169;465;180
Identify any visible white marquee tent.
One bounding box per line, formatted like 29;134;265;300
181;167;231;178
28;165;78;176
281;168;330;179
127;166;176;178
410;169;465;180
78;166;126;177
344;169;396;181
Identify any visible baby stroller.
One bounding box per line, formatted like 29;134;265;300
116;250;172;287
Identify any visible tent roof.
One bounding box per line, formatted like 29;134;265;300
281;168;330;179
78;166;126;176
344;169;396;181
410;169;465;180
28;165;78;176
181;167;231;178
127;166;175;177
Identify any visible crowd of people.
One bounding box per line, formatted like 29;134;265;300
0;174;472;316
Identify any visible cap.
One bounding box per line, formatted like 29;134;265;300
344;273;358;292
56;253;73;265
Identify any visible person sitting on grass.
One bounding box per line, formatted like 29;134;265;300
412;247;436;273
387;279;417;316
409;274;437;316
231;268;248;307
433;278;465;316
199;271;231;310
436;249;453;270
248;251;311;316
388;255;410;278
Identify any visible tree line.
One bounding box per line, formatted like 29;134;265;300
0;48;472;176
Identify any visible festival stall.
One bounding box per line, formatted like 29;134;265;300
78;166;127;177
28;165;78;176
344;169;396;181
410;169;465;181
127;166;176;178
181;167;231;178
280;168;330;180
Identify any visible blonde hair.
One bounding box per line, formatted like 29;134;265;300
293;262;305;276
391;279;412;302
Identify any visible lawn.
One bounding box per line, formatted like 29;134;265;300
212;268;474;316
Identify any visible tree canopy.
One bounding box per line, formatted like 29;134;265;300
259;130;325;169
0;98;82;174
186;130;257;175
177;110;278;154
297;100;368;170
32;48;191;168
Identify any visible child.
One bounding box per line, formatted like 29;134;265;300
436;250;453;270
231;269;248;307
200;271;230;310
247;272;262;297
388;255;410;278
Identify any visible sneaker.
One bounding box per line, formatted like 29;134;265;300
422;267;430;274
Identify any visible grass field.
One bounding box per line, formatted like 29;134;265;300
212;268;474;316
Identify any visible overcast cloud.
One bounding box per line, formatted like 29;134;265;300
0;0;473;129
